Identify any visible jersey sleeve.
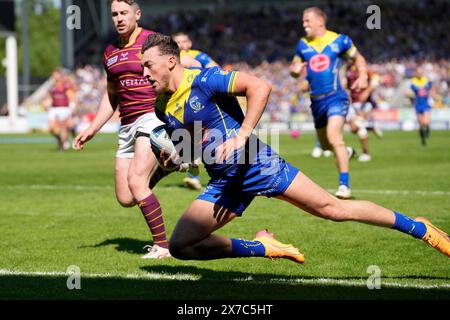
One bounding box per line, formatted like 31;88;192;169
201;67;239;97
195;52;215;67
103;51;114;82
340;34;358;59
292;41;304;63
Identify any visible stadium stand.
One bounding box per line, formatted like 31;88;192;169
18;0;450;132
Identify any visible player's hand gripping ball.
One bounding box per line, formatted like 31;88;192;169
150;125;180;171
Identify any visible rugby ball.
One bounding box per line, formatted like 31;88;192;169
150;125;176;161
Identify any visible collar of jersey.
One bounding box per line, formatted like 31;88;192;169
119;27;142;48
412;76;429;87
162;68;202;123
303;30;339;53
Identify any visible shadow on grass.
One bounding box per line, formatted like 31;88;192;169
85;238;152;255
1;264;449;300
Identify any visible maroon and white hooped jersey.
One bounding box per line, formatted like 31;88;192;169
103;28;156;125
50;81;72;107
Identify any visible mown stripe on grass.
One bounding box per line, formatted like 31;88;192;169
2;184;450;196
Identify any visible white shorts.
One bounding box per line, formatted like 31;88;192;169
347;102;373;120
116;112;165;159
48;107;72;121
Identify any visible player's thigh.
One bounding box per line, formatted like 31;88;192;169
423;111;430;124
347;118;358;133
416;112;425;125
115;157;134;205
358;111;368;120
326;116;345;145
129;136;158;180
48;118;58;130
171;199;237;246
277;171;345;220
65;116;73;128
48;114;62;130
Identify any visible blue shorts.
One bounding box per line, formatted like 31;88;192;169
415;105;431;114
311;91;350;129
197;160;299;216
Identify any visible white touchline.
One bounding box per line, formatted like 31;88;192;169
2;184;450;196
0;269;200;281
1;269;449;290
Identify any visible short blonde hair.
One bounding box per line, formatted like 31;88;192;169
304;7;327;24
110;0;140;10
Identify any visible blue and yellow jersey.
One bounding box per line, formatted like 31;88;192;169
411;77;432;107
155;67;280;179
292;30;357;96
181;49;217;68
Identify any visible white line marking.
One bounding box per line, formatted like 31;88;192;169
0;269;200;281
2;184;113;191
342;189;450;196
2;184;450;196
1;269;449;289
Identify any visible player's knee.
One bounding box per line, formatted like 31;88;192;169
168;240;191;260
319;201;351;222
127;174;145;197
357;127;368;139
327;136;345;149
116;195;135;208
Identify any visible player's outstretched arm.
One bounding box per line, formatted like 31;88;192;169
289;61;307;78
73;83;118;150
216;72;272;162
349;53;369;91
180;52;202;68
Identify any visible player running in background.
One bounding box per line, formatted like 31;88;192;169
47;68;77;151
289;7;369;199
407;66;434;146
140;33;450;264
172;32;219;69
346;64;382;162
171;32;220;190
74;0;174;259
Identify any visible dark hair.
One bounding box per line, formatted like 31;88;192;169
110;0;140;10
141;33;180;58
304;6;327;24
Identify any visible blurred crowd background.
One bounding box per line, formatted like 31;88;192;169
2;0;448;130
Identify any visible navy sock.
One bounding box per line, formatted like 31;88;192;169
339;172;350;188
419;128;426;145
315;139;322;148
392;211;427;239
231;238;266;257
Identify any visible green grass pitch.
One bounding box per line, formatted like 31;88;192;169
0;130;449;300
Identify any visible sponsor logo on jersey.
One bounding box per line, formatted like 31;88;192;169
174;103;183;115
165;116;176;128
309;54;331;72
107;55;118;67
120;78;150;87
213;69;229;76
418;88;428;97
189;96;205;113
120;52;129;61
301;47;314;54
330;43;340;53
